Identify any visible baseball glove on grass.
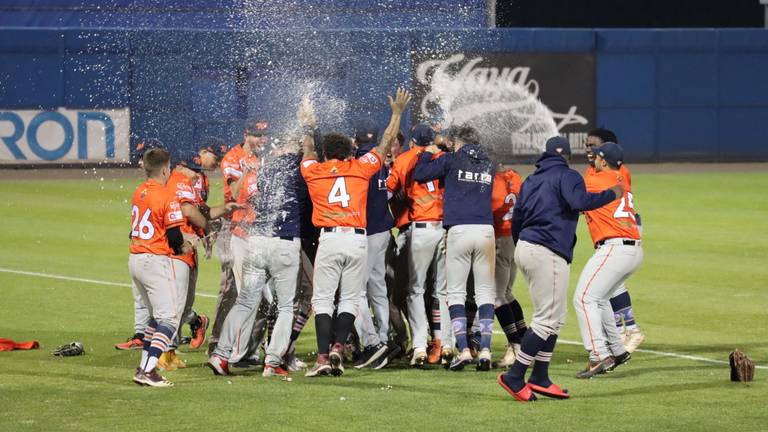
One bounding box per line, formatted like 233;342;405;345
729;349;754;382
53;342;84;357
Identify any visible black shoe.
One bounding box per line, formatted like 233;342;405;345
232;356;263;368
386;342;406;361
608;352;631;371
179;336;192;345
355;342;389;369
576;357;615;379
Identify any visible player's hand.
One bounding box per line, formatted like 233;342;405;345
424;144;440;154
608;183;625;200
224;202;244;213
181;241;194;255
298;96;317;128
388;87;412;114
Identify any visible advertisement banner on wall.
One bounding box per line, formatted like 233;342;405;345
0;108;130;164
411;53;595;161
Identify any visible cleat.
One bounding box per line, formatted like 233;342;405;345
624;328;645;353
285;355;308;372
330;343;345;376
608;351;632;372
232;354;262;369
115;335;144;350
476;348;492;371
427;339;442;364
409;348;427;368
441;347;453;367
139;369;174;387
449;348;473;371
386;342;406;361
262;364;289;377
371;352;389;370
157;351;177;372
355;342;389;369
169;351;187;369
132;368;147;386
207;354;231;376
497;343;520;368
497;374;536;402
576;357;615;379
528;382;571;399
305;361;332;377
189;314;209;349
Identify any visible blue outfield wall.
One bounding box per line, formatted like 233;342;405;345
1;27;768;162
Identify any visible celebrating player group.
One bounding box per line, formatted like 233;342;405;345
122;86;646;402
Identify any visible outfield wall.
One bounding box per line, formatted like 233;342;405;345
1;27;767;163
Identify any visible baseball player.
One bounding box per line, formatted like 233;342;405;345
209;126;308;377
386;123;446;367
301;88;410;377
128;147;186;387
585;129;645;352
351;118;392;370
498;136;622;402
574;142;640;378
413;125;497;372
208;120;269;359
490;164;528;368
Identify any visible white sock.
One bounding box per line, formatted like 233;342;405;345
140;350;149;370
144;355;159;373
626;324;638;331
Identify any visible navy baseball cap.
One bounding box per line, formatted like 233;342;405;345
135;138;165;156
354;118;380;143
597;142;624;166
200;136;228;159
410;123;435;147
245;119;270;137
173;151;203;172
545;136;572;156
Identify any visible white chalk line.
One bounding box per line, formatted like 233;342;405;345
1;266;765;370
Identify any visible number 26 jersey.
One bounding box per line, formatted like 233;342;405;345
300;150;382;229
129;178;184;255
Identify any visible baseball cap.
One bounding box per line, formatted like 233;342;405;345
173;151;203;172
354;118;380;143
596;142;624;166
245;119;270;137
545;136;572;156
200;136;228;159
410;123;435;147
135;138;165;156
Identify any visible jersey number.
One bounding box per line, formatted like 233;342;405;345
131;206;155;240
328;177;351;208
613;192;635;219
502;192;517;221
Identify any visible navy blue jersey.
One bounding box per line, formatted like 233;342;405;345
413;143;494;228
356;142;394;235
251;153;308;238
511;151;617;263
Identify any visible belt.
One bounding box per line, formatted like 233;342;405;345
413;221;442;229
596;238;640;247
322;227;366;235
279;236;295;241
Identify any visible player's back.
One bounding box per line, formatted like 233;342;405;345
301;151;381;228
130;179;183;255
583;170;640;245
387;147;443;222
491;169;522;237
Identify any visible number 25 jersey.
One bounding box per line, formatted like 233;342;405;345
583;169;640;246
300;150;382;228
129;178;184;255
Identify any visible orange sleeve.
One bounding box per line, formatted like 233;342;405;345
164;193;185;229
386;152;408;192
354;150;383;179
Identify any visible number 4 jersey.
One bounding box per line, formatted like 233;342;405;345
300;150;382;228
583;169;640;246
130;178;184;255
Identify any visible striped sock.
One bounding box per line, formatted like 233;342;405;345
448;304;468;352
510;300;527;340
430;298;441;340
290;312;309;342
529;334;558;387
504;329;547;391
494;303;518;344
144;323;175;372
478;303;494;350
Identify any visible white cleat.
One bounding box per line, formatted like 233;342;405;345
624;328;646;353
497;343;520;368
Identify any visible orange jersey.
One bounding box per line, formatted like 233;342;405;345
585;163;631;188
386;147;444;222
231;168;260;239
166;171;199;268
220;144;250;203
583;169;640;245
194;172;210;203
301;150;382;228
129;179;184;256
491;169;522;237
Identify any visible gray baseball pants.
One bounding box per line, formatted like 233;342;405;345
514;240;569;339
312;230;367;317
574;240;643;361
494;236;517;305
407;222;445;351
170;258;198;345
128;253;180;330
215;236;300;365
354;230;391;347
445;224;496;307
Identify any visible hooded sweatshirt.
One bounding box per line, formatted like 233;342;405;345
413;143;494;228
511;151;617;263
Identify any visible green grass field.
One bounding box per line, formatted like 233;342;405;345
1;168;766;431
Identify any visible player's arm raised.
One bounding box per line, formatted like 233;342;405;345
298;96;318;160
376;87;411;158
